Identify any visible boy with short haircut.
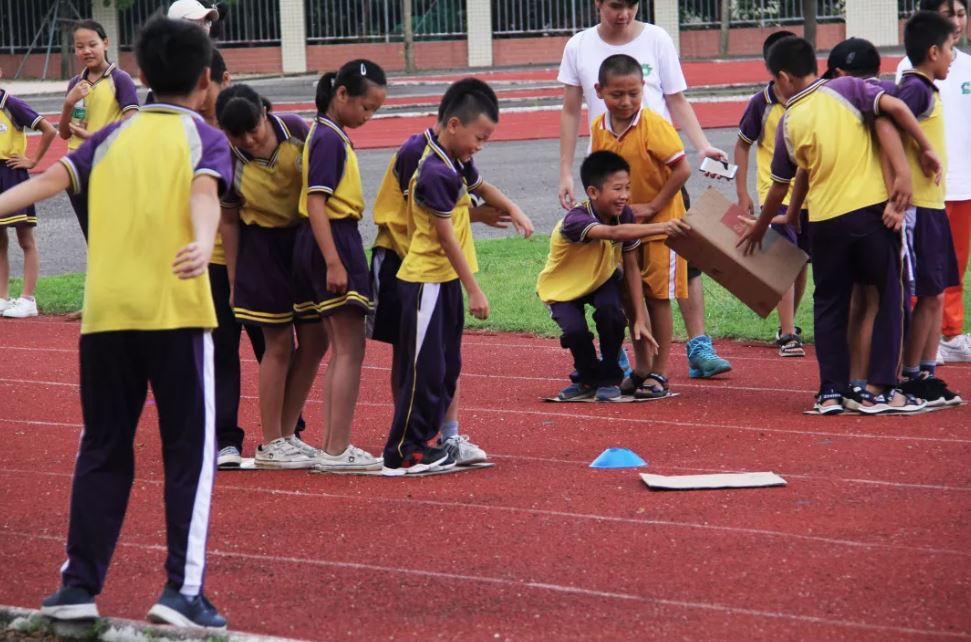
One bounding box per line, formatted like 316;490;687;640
735;30;809;358
0;17;230;627
380;89;496;475
589;54;691;398
537;150;690;401
897;11;963;405
739;36;939;415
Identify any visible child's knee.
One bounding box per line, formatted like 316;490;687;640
16;229;36;252
593;304;626;333
560;328;594;350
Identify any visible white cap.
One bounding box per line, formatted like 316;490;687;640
167;0;219;22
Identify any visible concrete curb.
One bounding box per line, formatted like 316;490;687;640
1;605;305;642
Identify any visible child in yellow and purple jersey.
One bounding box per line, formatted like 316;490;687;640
0;17;232;627
215;84;322;469
58;20;138;238
735;30;810;358
739;36;940;415
589;54;691;400
0;68;57;318
369;78;533;464
895;11;964;406
292;59;387;472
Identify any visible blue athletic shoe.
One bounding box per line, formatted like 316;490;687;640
40;586;99;621
686;335;732;379
595;385;622;401
557;383;595;400
146;585;227;630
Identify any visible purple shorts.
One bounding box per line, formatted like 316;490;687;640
904;207;961;297
232;223;308;326
770;206;811;260
292;218;372;319
0;164;36;227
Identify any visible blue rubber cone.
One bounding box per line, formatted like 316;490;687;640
589;448;647;469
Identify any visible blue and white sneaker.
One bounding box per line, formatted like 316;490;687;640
595;385;622;401
40;586;99;620
557;383;595;400
686;335;732;379
146;585;227;630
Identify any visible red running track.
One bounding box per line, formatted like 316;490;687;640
1;318;969;640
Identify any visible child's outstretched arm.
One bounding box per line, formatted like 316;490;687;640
6;120;57;171
174;175;220;280
472;180;534;238
306;193;347;294
734;137;754;216
621;249;657;353
430;214;489;319
630;157;691;221
0;162;70;217
587;219;691;243
878;94;942;183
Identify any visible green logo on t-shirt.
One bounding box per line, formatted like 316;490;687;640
963;81;970;95
642;63;653;78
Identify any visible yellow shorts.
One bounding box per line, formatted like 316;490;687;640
640;240;688;300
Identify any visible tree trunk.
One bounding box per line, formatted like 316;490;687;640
402;0;415;73
719;0;731;57
802;0;817;49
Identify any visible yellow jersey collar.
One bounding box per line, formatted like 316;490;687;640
140;103;203;120
786;77;827;108
316;115;351;148
602;109;642;140
0;89;8;110
231;113;291;166
426;133;459;174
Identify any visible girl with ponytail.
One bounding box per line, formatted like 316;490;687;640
292;59;387;472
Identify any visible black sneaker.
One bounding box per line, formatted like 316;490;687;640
381;445;453;476
146;584;227;629
922;376;962;407
40;586;99;621
899;377;935;405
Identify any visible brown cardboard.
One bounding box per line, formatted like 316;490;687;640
665;187;809;318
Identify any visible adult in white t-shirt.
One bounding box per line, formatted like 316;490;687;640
897;0;971;360
557;0;732;379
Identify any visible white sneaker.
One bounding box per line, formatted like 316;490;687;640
0;298;12;314
314;444;382;472
286;434;318;458
939;334;971;363
439;434;487;465
2;296;37;318
254;437;315;469
217;446;242;469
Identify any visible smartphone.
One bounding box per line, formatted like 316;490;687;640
700;157;738;181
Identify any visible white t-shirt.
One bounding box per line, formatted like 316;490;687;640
557;22;688;126
896;49;971;201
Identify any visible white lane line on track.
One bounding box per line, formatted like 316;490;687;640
1;467;969;558
1;380;969;445
2;530;969;638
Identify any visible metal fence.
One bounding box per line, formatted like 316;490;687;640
305;0;466;43
1;0;92;54
118;0;280;48
898;0;918;16
680;0;846;29
493;0;610;36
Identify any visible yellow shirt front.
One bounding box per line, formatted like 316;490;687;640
737;83;793;206
897;70;947;209
0;90;43;159
372;129;438;258
299;115;364;221
66;64;139;150
590;108;686;242
536;201;640;304
771;77;889;222
61;104;232;334
397;138;478;283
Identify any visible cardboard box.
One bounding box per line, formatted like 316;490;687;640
665;188;809;318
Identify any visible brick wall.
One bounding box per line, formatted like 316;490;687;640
306;40;468;73
680;23;848;58
492;36;571;67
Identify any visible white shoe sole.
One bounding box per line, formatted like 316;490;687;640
315;461;383;472
253;459;314;470
381;454;449;476
813;404;844;415
146;604;226;630
217;456;242;469
40;603;99;620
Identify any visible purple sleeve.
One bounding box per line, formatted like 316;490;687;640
737;91;767;144
4;96;44;130
461;157;483;191
194;122;233;197
110;69;139;112
60;122;124;195
66;75;82;94
619;205;641;252
413;159;462;217
394;135;425;194
827;76;884;118
279;113;310;141
769;119;796;184
894;77;933;119
306;127;346;196
560;207;599;243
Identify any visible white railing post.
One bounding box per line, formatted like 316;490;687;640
653;0;680;53
845;0;899;46
92;0;120;65
467;0;493;67
279;0;307;74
